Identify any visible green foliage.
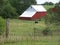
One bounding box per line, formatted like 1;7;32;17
45;2;60;25
0;0;18;18
44;5;54;10
42;27;52;35
54;2;60;22
42;2;54;5
9;0;36;15
0;17;5;35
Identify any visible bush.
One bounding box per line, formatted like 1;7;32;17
0;17;6;35
42;28;52;36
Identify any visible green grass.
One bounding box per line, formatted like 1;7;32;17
44;5;55;10
0;19;60;45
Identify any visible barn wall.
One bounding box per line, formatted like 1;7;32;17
32;12;47;20
20;17;31;20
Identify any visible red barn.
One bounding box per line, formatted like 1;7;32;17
19;5;47;20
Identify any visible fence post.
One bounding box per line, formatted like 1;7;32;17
6;18;9;38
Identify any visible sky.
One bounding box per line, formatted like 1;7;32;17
36;0;60;4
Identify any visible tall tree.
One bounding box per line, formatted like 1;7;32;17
0;0;17;18
0;0;4;13
9;0;37;15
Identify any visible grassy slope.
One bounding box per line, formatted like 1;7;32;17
0;19;60;45
44;5;55;10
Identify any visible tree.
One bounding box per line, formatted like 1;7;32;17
9;0;36;15
42;2;54;5
45;1;60;25
0;0;18;18
0;0;5;14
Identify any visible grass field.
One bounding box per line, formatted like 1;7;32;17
44;5;55;10
0;19;60;45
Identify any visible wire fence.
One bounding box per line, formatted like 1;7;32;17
0;20;60;45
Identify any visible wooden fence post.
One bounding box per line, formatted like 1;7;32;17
6;18;9;38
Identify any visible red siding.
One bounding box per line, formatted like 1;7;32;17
20;17;31;20
32;12;47;20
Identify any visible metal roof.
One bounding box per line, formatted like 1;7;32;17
31;5;46;12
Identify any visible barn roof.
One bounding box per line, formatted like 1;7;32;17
19;5;46;17
31;5;46;12
20;6;36;17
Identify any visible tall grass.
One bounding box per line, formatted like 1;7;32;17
0;19;60;45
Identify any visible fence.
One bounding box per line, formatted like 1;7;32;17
0;19;60;45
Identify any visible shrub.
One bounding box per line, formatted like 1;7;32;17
0;17;6;35
42;28;52;36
